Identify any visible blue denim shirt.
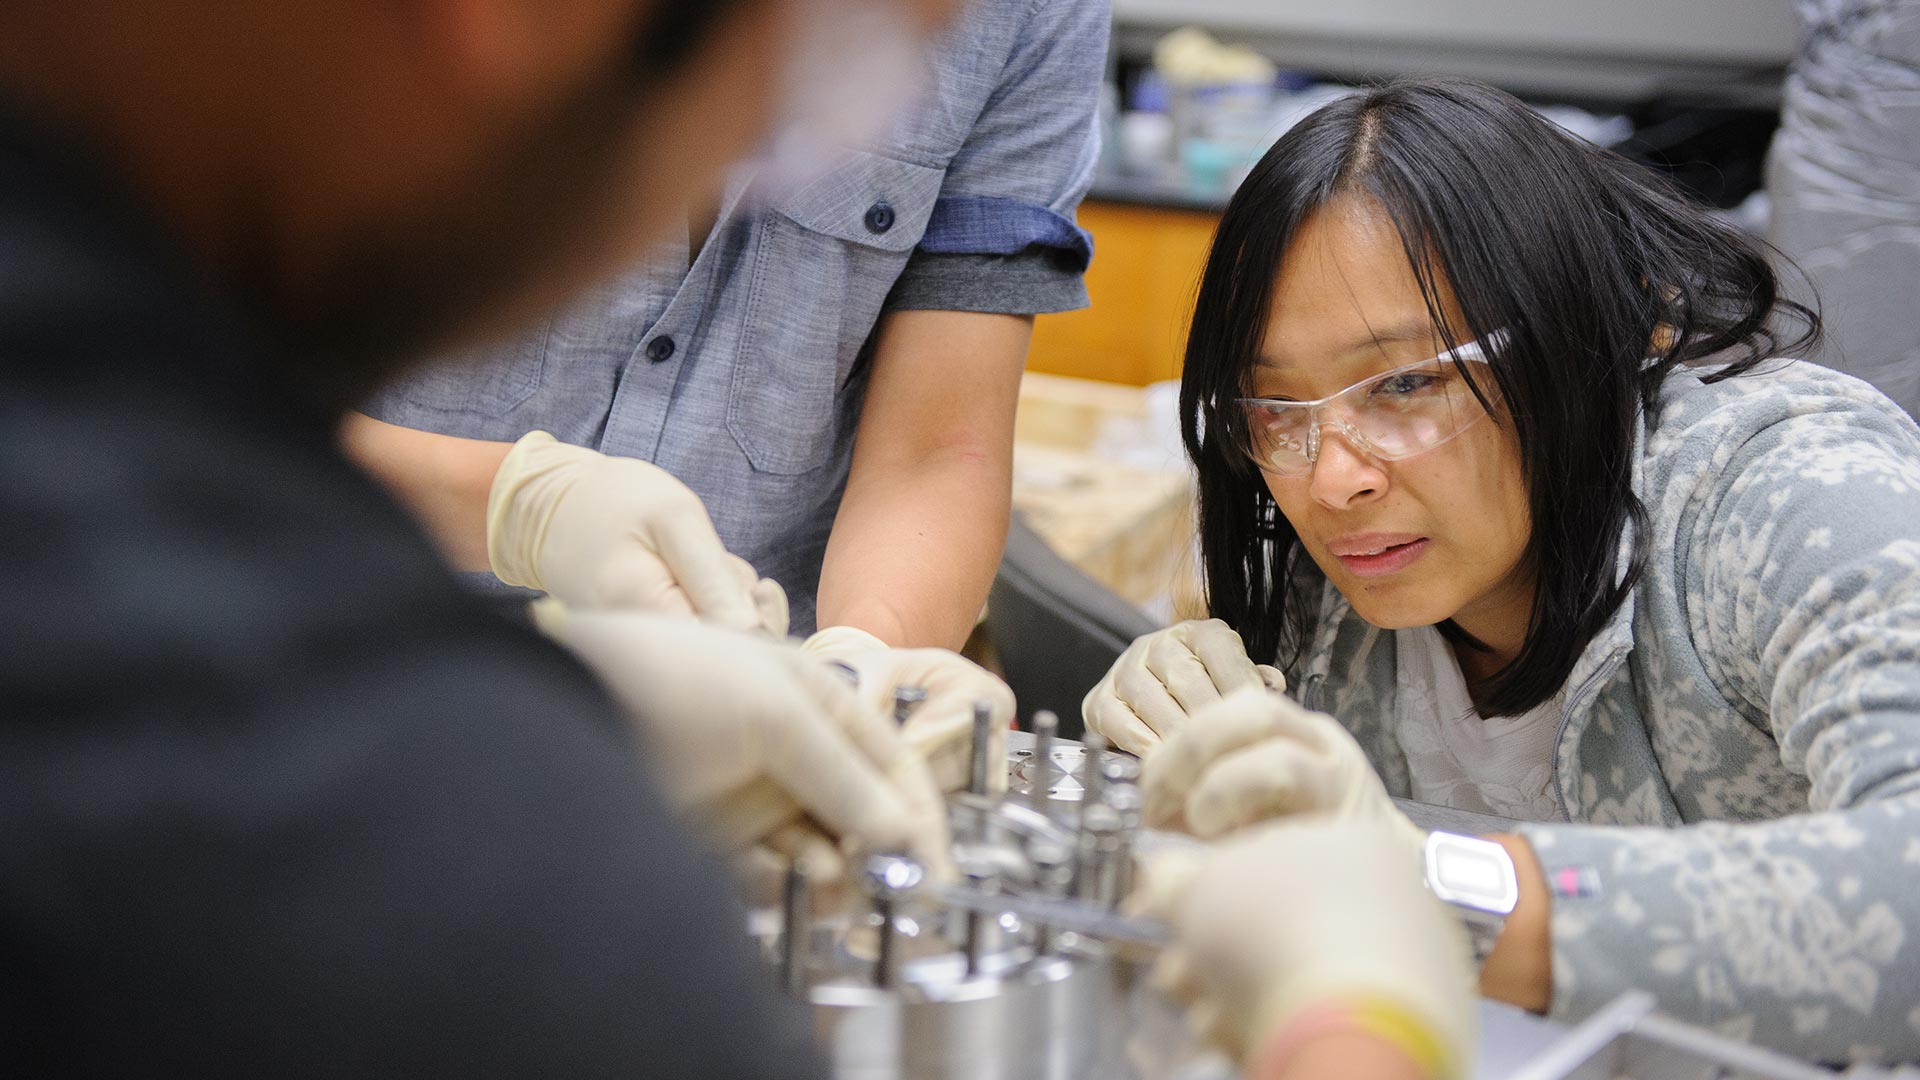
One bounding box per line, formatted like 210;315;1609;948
364;0;1110;632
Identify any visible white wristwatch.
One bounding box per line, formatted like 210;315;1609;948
1422;831;1520;965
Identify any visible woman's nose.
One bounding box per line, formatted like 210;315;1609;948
1306;422;1389;510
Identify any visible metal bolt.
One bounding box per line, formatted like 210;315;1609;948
1080;729;1108;810
955;849;1000;978
1075;802;1124;907
779;860;811;996
1029;710;1058;812
967;700;997;797
863;854;925;990
891;685;927;726
1100;780;1144;819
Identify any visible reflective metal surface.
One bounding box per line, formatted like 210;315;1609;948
752;730;1844;1080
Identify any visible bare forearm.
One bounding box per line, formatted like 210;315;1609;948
817;446;1010;650
818;309;1030;650
1479;833;1552;1012
339;413;512;571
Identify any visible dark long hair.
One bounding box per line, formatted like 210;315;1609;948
1182;77;1819;716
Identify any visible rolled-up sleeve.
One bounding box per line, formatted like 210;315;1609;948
886;0;1110;315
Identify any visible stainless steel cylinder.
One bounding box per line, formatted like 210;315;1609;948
808;950;1133;1080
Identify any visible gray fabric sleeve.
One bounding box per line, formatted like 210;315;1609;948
882;247;1091;316
1520;383;1920;1061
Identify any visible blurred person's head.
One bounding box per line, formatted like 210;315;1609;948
1179;77;1817;716
0;0;951;403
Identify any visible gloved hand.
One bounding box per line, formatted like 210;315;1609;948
800;626;1015;794
530;602;948;876
1141;685;1426;851
1082;619;1286;757
1132;821;1477;1078
488;431;788;635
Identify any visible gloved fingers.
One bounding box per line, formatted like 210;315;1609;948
1126;844;1208;921
1182;619;1268;697
788;657;952;872
648;498;762;632
1148;949;1202;1009
699;778;806;855
920;651;1016;718
1181;738;1330;839
1112;661;1192;743
762;821;860;916
483;431;568;590
1247;692;1354;757
798;624;889;661
1188;997;1246;1062
721;554;790;638
750;703;928;866
761;819;847;883
527;595;570;637
1143;632;1227;717
582;552;694;615
1254;664;1287;693
903;702;1001;794
910;655;1014;791
1083;691;1162;757
750;574;790;638
1140;687;1287;828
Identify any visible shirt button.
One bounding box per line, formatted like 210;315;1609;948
645;336;677;364
864;201;896;234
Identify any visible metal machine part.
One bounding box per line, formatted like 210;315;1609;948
755;708;1173;1079
892;685;928;726
758;728;1858;1080
1506;991;1850;1080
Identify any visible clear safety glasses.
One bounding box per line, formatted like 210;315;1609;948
1232;334;1503;477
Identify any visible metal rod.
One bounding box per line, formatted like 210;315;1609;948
962;909;984;977
937;884;1170;948
967;699;996;797
1075;802;1122;906
1100;781;1143;910
958;852;997;977
1026;837;1073;957
1079;730;1108;811
778;861;810;996
1029;710;1058;811
874;895;896;989
862;855;924;992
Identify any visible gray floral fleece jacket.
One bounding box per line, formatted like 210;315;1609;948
1281;361;1920;1063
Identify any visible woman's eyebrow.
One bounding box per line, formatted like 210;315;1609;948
1257;318;1436;370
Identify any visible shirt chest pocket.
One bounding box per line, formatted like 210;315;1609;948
728;150;946;475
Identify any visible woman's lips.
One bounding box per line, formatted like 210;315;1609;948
1332;537;1432;578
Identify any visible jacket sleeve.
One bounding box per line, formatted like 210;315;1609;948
1519;371;1920;1063
883;0;1109;316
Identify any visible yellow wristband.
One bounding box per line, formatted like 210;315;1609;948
1254;995;1457;1080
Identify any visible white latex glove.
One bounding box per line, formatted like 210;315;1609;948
488;431;788;635
1082;619;1286;757
800;626;1015;794
530;602;947;875
1141;685;1426;851
1132;821;1477;1077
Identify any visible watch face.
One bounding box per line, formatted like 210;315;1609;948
1425;832;1520;916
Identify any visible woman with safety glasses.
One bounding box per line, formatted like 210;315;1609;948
1099;77;1920;1070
